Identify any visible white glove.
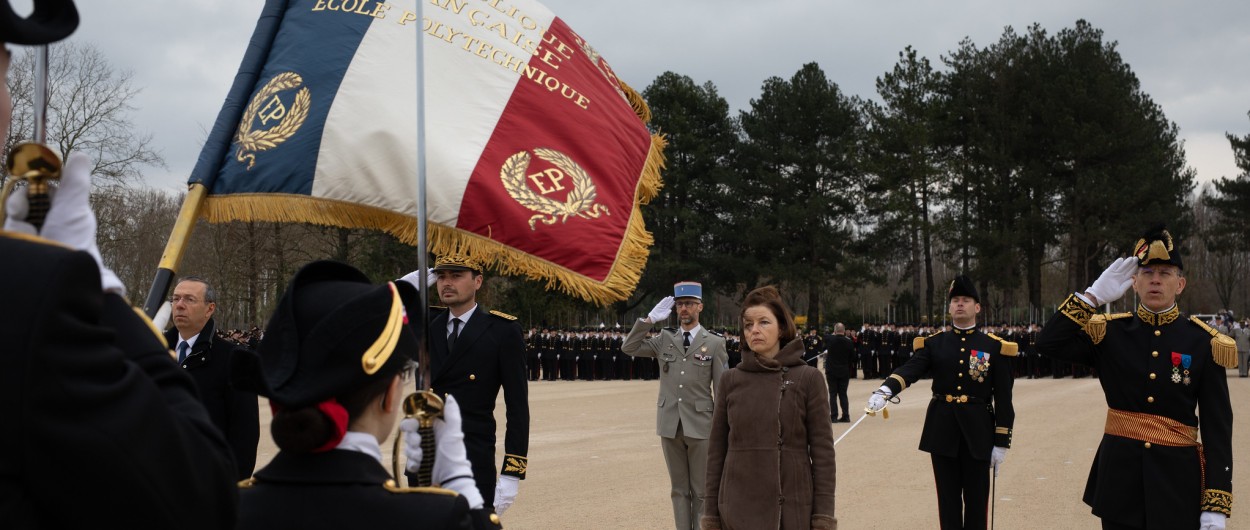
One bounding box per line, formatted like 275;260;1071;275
1084;257;1137;306
401;395;484;509
991;446;1008;474
647;296;675;322
866;385;892;412
1200;511;1226;530
399;269;438;288
494;475;520;515
5;153;125;295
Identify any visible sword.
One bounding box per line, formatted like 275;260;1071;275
834;404;890;446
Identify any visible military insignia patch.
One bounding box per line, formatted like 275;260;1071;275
500;148;611;230
235;71;311;170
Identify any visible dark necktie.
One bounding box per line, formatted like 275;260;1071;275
177;341;189;364
449;317;462;351
683;331;691;352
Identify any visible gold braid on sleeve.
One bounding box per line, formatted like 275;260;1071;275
1201;489;1232;516
1058;294;1096;327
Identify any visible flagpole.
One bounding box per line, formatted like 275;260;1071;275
414;0;431;391
142;184;207;317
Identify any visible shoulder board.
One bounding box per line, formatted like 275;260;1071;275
0;229;71;249
986;332;1019;356
912;336;925;351
237;477;257;489
383;480;459;496
489;309;517;320
928;330;944;338
1190;317;1239;369
707;329;724;337
1106;312;1133;320
663;327;678;332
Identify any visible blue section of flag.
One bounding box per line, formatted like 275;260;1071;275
189;0;378;195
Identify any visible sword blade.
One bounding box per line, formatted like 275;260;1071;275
834;413;870;445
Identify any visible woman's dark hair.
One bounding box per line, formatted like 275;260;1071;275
270;369;399;453
740;285;797;352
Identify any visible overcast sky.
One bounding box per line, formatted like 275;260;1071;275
38;1;1250;192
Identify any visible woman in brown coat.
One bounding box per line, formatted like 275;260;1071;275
702;286;837;530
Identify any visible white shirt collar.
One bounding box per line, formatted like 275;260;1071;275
679;323;703;337
447;304;478;335
335;431;383;465
177;332;201;349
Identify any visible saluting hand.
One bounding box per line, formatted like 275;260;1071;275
647;296;675;323
1084;257;1137;306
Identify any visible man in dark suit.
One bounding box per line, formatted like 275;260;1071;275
867;276;1017;530
406;254;530;516
1035;226;1233;530
824;323;855;422
165;276;260;480
2;4;238;521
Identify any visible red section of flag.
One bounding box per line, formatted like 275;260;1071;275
457;18;652;282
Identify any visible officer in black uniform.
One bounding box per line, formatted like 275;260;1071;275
803;327;824;367
542;329;559;381
2;3;238;525
1035;226;1234;530
407;254;530;515
867;276;1017;530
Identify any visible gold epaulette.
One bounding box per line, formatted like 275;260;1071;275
986;333;1018;356
1085;314;1107;345
1190;317;1238;369
237;477;257;489
912;336;925;351
490;309;517;320
383;479;460;496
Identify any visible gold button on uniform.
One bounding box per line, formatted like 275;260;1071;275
1147;396;1154;403
1149;373;1156;380
959;360;965;365
469;374;476;381
1154;330;1161;337
956;386;962;391
958;373;964;378
1144;442;1152;449
1152;351;1159;358
960;348;966;352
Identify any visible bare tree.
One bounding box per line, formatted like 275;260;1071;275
4;41;164;188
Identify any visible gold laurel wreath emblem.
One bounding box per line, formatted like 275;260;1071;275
500;148;610;230
234;72;311;170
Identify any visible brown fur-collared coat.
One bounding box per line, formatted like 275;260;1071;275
702;338;837;530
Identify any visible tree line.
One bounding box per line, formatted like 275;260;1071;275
6;21;1250;330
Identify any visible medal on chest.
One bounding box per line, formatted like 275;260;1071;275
1170;352;1191;385
968;350;990;382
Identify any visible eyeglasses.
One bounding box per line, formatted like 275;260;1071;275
675;301;701;308
169;295;200;305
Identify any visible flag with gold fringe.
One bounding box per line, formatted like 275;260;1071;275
189;0;664;304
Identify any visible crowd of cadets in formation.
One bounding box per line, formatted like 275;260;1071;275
517;323;1096;382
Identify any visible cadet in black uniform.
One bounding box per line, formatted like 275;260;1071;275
867;276;1017;530
411;254;530;515
1035;226;1234;530
233;261;498;530
3;4;238;525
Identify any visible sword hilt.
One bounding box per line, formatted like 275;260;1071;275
416;421;436;486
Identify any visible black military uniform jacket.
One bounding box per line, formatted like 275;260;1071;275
427;306;530;482
1;233;238;528
882;326;1017;458
166;318;260;479
238;450;473;530
1036;295;1234;526
823;333;854;380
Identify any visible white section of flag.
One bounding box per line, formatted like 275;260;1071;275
312;0;559;226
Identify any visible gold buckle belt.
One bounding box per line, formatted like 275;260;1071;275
1104;409;1198;447
932;393;983;404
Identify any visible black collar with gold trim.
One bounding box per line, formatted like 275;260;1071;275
952;326;978;336
1136;304;1180;327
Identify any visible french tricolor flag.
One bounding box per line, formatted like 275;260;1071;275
190;0;664;304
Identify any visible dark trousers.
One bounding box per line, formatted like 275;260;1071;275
1101;521;1143;530
828;377;850;420
541;354;557;381
930;442;990;530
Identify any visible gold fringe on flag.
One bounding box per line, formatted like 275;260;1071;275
200;84;666;306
